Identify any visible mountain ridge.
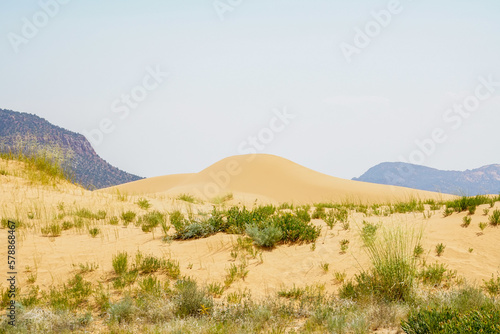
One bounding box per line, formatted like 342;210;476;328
0;108;143;189
353;162;500;196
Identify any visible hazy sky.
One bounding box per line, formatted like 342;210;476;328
1;0;499;179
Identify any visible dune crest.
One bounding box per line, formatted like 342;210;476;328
106;154;453;203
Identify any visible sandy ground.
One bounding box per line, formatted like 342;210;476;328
0;154;499;302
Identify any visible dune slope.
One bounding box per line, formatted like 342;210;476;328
106;154;453;203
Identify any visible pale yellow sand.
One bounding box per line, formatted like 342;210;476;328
1;155;499;302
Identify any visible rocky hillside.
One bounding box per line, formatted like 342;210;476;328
0;108;143;189
353;162;500;196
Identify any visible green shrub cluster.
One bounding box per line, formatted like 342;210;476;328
401;307;500;333
169;206;320;246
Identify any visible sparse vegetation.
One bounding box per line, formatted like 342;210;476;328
489;209;500;226
339;239;350;253
41;223;62;237
88;227;100;237
462;216;471;227
435;243;446;257
121;211;137;225
136;198;152;210
177;193;197;203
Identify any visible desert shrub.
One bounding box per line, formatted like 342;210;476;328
121;211;136;225
269;213;321;243
109;296;135;323
73;217;84;229
173;219;215;240
138;276;165;297
341;225;420;302
294;207;311;222
1;218;24;229
224;205;275;234
61;221;73;230
482;275;500;297
393;199;425;213
169;210;185;231
401;307;500;334
413;244;424;258
138;211;166;233
443;207;454;217
95;210;107;220
461;216;471;227
489;209;500;226
45;274;93;310
136;198;152;210
445;195;491;213
112;252;128;276
311;206;326;219
419;263;448;286
245;223;282;248
435;243;446;257
206;282;225;298
467;205;476;215
138;254;165;274
88;227;100;238
164;259;181;279
74;208;94;219
339;239;350;253
108;216;119;225
174;277;213;317
277;285;306;299
41;223;62;237
177;193;197;203
360;221;378;246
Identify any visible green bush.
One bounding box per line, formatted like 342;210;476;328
46;274;93;310
109;296;135;323
270;213;321;243
461;216;471;227
245;223;283;248
177;193;197;203
169;210;186;232
360;221;378;246
311;206;326;219
138;211;166;233
445;195;491;213
174;277;213;317
401;307;500;334
294;207;311;222
489;209;500;226
112;252;128;276
419;263;448;286
41;223;62;237
341;225;420;302
62;221;73;230
121;211;136;225
173;219;215;240
136;198;152;210
88;227;100;237
483;275;500;297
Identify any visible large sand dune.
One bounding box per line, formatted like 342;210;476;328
106;154;453;204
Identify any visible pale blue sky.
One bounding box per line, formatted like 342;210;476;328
1;0;499;179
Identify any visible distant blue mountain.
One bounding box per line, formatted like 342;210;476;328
353;162;500;196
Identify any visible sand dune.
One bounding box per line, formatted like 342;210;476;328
106;154;454;204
